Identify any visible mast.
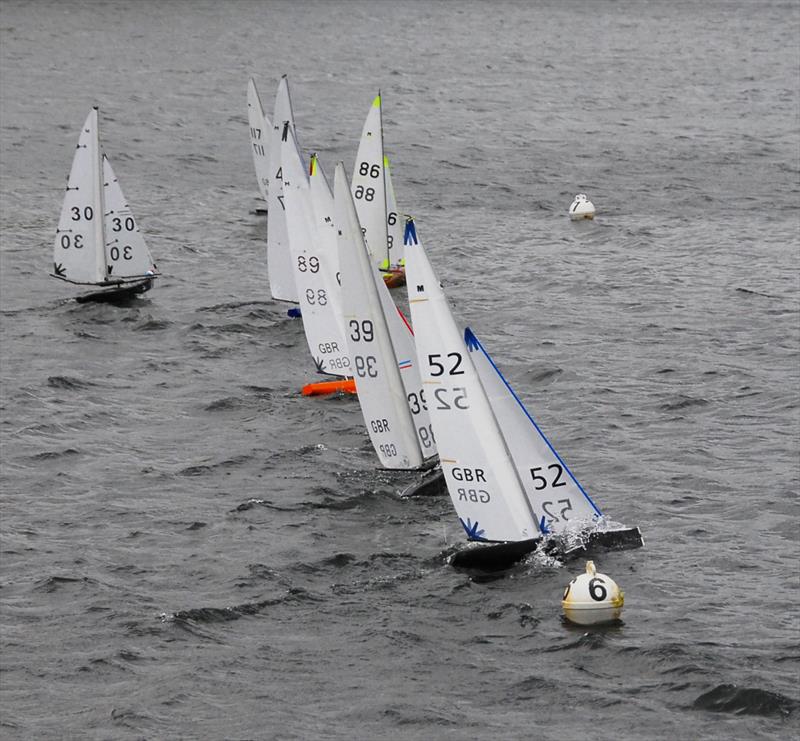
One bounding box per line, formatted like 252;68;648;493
91;107;108;283
377;90;391;271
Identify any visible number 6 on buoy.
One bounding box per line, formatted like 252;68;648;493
562;560;624;626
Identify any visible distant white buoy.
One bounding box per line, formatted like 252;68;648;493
569;193;595;220
561;560;623;625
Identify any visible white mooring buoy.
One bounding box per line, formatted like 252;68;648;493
569;193;595;220
561;560;623;625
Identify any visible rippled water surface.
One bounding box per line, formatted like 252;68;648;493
1;1;799;738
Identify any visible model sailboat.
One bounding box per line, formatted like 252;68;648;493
405;219;643;568
351;93;406;289
281;126;353;389
267;75;300;304
334;162;437;471
52;107;157;303
247;77;271;211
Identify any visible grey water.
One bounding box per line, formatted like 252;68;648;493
1;0;798;738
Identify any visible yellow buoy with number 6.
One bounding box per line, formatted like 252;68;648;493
562;560;624;626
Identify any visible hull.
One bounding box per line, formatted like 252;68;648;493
382;268;406;289
400;467;448;498
301;378;357;397
75;277;153;304
449;526;644;571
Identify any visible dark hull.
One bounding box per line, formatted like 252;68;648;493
75;278;153;304
449;526;644;571
400;467;448;498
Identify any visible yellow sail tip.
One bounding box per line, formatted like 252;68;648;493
372;93;381;108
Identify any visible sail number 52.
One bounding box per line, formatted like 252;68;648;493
427;352;463;376
530;463;566;490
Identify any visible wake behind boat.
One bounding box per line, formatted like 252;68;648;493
404;218;642;570
52;107;158;304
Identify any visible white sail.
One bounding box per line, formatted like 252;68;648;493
466;328;602;535
53;108;106;284
374;267;436;457
247;78;271;204
102;155;156;280
281;130;350;377
335;163;428;469
351;93;391;271
267;76;299;302
308;154;346;342
405;219;539;542
384;155;404;268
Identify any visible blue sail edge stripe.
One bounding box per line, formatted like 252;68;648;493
462;326;603;518
403;219;418;246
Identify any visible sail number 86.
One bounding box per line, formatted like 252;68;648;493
358;162;380;178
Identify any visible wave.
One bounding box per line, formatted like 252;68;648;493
165;587;318;625
232;498;304;513
735;287;778;299
29;448;81;461
133;318;172;331
33;575;97;593
692;683;797;718
198;300;274;313
659;395;709;411
46;375;94;390
178;454;253;477
204;396;246;411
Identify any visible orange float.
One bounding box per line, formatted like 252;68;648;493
301;378;357;397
